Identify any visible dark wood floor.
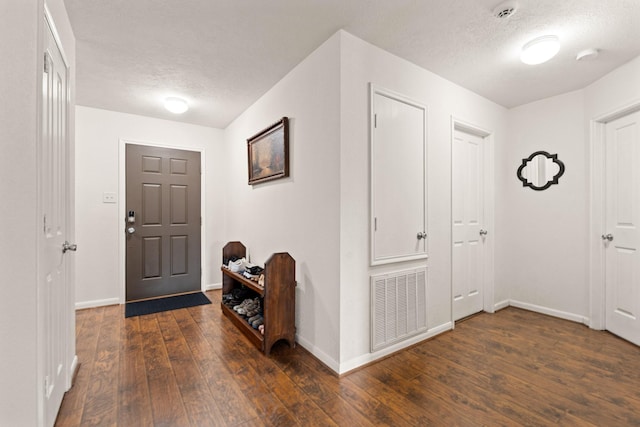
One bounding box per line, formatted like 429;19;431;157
56;289;640;426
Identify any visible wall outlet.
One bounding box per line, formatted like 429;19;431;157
103;192;117;204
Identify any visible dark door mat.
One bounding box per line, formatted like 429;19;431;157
125;292;211;318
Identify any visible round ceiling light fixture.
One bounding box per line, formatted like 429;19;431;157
164;97;189;114
520;35;560;65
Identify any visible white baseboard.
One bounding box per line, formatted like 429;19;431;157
67;355;78;390
494;299;510;311
338;321;453;375
509;300;590;325
205;282;222;291
75;297;119;310
295;335;340;374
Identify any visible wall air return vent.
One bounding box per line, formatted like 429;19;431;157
371;267;427;352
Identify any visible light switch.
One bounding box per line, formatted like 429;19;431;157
103;192;117;203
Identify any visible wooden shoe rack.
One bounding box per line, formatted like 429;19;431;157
220;241;296;355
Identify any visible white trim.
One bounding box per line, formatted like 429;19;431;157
295;335;340;374
68;355;78;387
589;99;640;330
450;117;495;324
494;299;510;311
44;4;70;68
369;83;428;266
510;300;590;325
338;321;452;375
118;138;207;304
75;298;120;310
205;282;222;291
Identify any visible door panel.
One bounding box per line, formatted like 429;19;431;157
371;88;427;264
605;111;640;345
126;145;201;301
41;16;70;427
452;129;485;321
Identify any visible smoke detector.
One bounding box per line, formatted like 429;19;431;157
493;1;518;19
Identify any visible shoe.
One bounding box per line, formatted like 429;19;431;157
233;298;253;312
252;316;264;329
245;302;262;318
228;258;247;273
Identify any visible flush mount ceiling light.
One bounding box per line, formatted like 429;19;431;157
520;35;560;65
164;97;189;114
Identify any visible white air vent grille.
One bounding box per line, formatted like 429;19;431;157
371;267;427;352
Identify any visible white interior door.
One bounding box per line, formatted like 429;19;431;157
452;129;485;321
604;111;640;345
39;16;71;427
370;86;427;265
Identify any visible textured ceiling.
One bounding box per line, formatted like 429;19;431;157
64;0;640;129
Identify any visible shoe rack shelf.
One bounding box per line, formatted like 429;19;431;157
220;241;296;355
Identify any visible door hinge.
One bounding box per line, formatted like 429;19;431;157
374;217;377;231
44;53;49;73
374;114;377;128
43;215;47;233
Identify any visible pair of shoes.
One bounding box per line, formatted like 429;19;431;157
245;302;262;318
248;315;263;329
233;298;253;312
236;297;260;316
251;316;264;329
228;257;248;273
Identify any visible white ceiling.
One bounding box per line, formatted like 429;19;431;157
64;0;640;129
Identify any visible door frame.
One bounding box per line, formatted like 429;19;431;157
118;139;206;303
589;99;640;330
450;117;495;324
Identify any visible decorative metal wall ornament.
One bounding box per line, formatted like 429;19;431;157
516;151;565;191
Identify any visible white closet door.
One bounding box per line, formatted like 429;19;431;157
452;129;485;321
371;86;427;265
605;111;640;345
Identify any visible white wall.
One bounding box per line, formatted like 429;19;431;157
223;34;342;368
585;55;640;118
338;31;508;371
0;0;75;425
0;3;40;424
499;90;589;323
74;107;226;307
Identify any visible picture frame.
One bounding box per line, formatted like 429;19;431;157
247;117;289;185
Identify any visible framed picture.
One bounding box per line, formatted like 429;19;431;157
247;117;289;185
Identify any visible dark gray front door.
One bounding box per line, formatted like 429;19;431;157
125;144;201;301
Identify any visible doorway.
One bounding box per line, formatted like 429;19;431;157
125;144;202;301
451;119;494;322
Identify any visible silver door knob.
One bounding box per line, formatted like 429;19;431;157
416;231;427;240
601;233;614;242
479;229;488;236
62;241;77;253
127;227;136;234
